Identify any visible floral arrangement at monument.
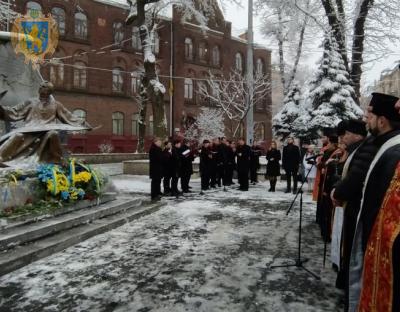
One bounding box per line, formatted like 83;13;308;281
37;159;106;202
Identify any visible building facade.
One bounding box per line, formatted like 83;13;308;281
374;62;400;98
13;0;272;152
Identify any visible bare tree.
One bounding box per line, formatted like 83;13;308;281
257;0;320;95
198;70;270;138
302;0;400;99
126;0;217;151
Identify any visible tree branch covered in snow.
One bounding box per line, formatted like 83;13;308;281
198;70;271;137
185;107;225;143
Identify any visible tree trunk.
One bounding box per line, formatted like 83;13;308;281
351;0;374;100
320;0;349;73
137;96;147;153
277;11;286;93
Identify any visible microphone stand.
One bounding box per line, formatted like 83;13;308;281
269;159;320;280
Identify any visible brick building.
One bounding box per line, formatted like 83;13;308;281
13;0;272;153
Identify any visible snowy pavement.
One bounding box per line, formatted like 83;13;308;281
0;176;344;312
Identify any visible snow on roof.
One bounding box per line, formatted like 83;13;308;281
93;0;129;9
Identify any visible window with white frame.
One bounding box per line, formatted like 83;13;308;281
131;71;141;94
113;22;124;44
73;109;87;123
212;46;220;66
256;58;264;75
73;61;87;89
75;12;88;39
185;38;193;60
132;113;139;136
51;7;66;36
198;42;207;63
152;31;159;54
184;78;193;100
112;68;124;93
235;53;243;72
112;112;124;135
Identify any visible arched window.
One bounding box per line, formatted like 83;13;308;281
212;46;220;66
113;22;124;44
235;53;243;72
51;7;66;36
50;59;64;86
132;27;141;49
26;1;42;16
131;113;139;136
254;122;265;140
131;71;141;94
185;38;193;61
112;112;124;135
184;78;193;100
198;42;208;63
73;61;87;89
75;12;88;39
112;68;124;93
152;31;159;54
256;58;264;75
73;109;86;123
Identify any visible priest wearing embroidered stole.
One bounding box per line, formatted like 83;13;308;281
348;93;400;312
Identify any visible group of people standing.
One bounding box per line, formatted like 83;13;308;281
313;92;400;312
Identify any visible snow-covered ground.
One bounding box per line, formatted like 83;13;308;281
0;175;344;312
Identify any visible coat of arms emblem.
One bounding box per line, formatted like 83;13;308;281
11;10;59;68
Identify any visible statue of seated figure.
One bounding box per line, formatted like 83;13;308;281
0;81;92;164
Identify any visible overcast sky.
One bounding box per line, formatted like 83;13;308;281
222;1;400;91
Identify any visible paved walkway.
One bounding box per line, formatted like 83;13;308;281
0;179;344;312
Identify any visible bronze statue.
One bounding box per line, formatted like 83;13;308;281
0;81;92;164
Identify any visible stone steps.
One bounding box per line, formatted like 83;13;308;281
0;198;165;277
0;197;139;251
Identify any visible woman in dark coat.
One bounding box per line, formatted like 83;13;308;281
265;140;281;192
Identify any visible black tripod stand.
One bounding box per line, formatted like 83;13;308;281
269;160;320;280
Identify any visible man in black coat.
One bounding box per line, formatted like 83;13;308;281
162;141;173;195
250;142;262;184
330;120;368;296
149;137;163;200
236;138;251;191
171;140;182;196
200;139;212;191
344;93;400;312
222;138;234;186
180;140;194;193
215;138;226;187
282;137;301;193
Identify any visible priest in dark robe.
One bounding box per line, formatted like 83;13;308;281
348;92;400;312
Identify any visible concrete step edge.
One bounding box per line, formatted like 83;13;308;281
0;198;142;251
0;201;165;277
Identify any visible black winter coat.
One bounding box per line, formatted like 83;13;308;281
171;147;182;178
200;146;212;174
161;148;174;178
180;144;194;176
282;143;301;171
266;149;281;177
236;144;251;173
250;146;262;169
149;144;163;180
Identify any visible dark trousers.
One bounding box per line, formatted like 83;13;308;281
210;168;217;187
269;176;277;191
216;164;224;186
151;178;161;199
171;176;179;193
250;166;258;182
181;174;191;192
201;172;210;190
225;164;234;185
238;170;249;190
163;176;171;193
285;169;298;191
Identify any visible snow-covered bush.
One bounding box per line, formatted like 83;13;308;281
185;107;225;143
